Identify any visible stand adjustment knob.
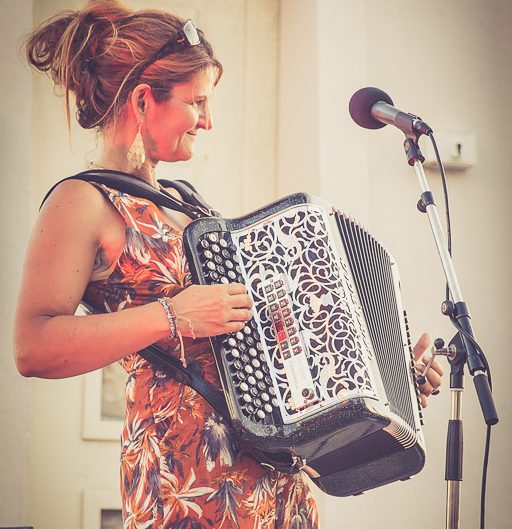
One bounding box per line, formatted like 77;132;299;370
441;300;455;315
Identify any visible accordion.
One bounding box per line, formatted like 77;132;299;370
183;193;426;497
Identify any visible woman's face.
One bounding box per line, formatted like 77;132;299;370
143;68;216;163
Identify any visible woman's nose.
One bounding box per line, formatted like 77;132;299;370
198;106;212;130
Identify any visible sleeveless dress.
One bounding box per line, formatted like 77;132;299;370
83;184;320;529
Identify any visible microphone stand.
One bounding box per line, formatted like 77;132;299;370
401;134;498;529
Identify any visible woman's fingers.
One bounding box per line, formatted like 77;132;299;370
227;283;248;295
418;353;444;388
410;333;445;406
229;308;254;322
230;293;253;309
412;332;431;362
223;320;248;334
415;365;435;395
422;352;444;377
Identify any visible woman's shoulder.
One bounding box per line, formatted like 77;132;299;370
41;178;110;212
39;178;125;240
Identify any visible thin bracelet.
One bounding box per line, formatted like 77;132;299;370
157;297;177;339
157;297;196;368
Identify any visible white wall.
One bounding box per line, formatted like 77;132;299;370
0;0;33;525
278;1;511;528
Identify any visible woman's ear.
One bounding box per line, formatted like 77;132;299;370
130;84;153;121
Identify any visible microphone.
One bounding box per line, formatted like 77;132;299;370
349;87;432;136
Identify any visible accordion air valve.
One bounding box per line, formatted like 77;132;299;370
183;193;426;496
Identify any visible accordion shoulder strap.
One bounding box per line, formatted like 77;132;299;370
138;344;231;419
40;169;220;219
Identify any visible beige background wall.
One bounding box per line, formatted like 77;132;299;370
1;0;511;528
279;2;512;529
0;0;33;524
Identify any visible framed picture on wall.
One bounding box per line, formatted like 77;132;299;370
82;362;126;441
78;303;126;441
82;489;123;529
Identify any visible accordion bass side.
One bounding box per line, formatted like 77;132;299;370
183;193;426;496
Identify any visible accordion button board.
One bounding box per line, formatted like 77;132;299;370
197;230;280;422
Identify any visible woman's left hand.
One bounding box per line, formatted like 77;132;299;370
413;332;444;408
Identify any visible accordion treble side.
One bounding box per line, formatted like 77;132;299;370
183;193;426;496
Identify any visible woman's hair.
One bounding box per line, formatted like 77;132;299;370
24;0;223;129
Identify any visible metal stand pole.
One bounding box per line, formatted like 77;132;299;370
410;155;496;424
446;388;463;529
401;134;498;529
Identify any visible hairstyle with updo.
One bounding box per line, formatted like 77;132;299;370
24;0;223;130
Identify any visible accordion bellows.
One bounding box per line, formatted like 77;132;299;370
183;193;426;496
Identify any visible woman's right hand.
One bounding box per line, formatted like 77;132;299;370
171;283;254;338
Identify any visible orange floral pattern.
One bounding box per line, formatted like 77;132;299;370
83;184;320;529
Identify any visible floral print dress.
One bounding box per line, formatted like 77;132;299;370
83;184;320;529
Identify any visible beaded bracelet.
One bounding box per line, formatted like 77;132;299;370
157;297;196;368
157;297;177;339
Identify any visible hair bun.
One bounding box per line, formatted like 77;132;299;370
25;0;222;130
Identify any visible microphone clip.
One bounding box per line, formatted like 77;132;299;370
403;134;425;166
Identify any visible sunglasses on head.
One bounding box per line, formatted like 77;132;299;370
129;20;201;84
154;19;201;59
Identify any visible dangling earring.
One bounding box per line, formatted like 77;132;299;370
127;122;146;169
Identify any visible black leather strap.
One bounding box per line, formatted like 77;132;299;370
138;343;231;419
40;169;219;219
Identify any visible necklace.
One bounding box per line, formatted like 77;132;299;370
87;161;108;171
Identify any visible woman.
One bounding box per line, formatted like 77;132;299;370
14;1;443;528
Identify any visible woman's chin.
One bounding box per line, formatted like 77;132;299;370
164;149;194;163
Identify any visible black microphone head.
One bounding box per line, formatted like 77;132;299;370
349;87;394;129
